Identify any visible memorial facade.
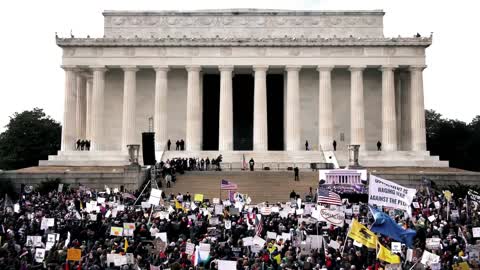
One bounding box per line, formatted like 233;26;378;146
42;9;448;167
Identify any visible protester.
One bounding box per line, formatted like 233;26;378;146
0;174;477;270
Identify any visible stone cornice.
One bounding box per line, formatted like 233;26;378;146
102;9;385;16
56;36;432;48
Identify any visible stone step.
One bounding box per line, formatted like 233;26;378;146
39;160;130;167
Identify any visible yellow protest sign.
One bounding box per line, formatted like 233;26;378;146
67;248;81;261
194;194;204;202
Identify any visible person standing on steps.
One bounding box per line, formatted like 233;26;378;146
333;140;337;151
294;166;300;181
167;139;171;151
175;140;180;150
249;158;255;171
377;141;382;151
305;140;309;151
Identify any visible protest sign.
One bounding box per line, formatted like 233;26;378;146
123;223;135;236
316;206;345;227
58;183;63;193
218;260;237;270
413;202;420;208
47;234;56;243
141;202;151;208
329;240;340;250
385;264;402;270
213;198;220;204
194;194;204;202
110;226;123;236
421;250;440;266
224;220;232;229
309;235;323;249
148;189;162;206
391;242;401;253
242;237;253;246
473;227;480;238
352;205;360;215
267;231;277;239
186;242;195;255
67;248;82;261
114;255;127;266
155;232;167;243
35;248;46;263
434;201;441;209
281;232;291;241
253;235;266;247
26;236;43;247
368;175;416;215
215;205;224;215
426;238;442;250
406;249;414;262
428;215;436;222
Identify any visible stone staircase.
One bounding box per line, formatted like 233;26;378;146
334;150;448;167
40;151;130;166
165;171;319;203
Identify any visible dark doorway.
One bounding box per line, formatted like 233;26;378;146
233;74;254;150
202;74;220;150
267;74;284;150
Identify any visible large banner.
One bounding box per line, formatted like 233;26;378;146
368;175;416;215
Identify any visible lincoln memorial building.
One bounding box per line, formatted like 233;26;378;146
41;9;448;168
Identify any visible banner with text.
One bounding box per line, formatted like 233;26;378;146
368;175;416;215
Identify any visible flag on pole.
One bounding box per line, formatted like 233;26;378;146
255;214;263;236
347;219;378;249
221;179;238;190
369;205;416;248
317;188;342;205
124;238;128;253
377;242;401;264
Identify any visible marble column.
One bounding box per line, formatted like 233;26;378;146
349;66;366;148
286;66;301;151
409;65;427;151
381;66;398;151
395;73;402;149
317;66;334;151
400;72;411;150
121;66;139;151
60;66;78;151
253;65;268;151
154;66;169;151
85;77;93;140
186;66;202;151
75;74;87;140
218;66;234;151
90;66;107;151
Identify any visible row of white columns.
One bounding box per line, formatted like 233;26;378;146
60;64;427;153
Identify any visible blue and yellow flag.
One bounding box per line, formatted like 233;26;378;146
347;219;378;249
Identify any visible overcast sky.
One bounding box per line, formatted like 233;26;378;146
0;0;479;131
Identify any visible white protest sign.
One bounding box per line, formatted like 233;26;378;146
352;205;360;215
58;183;64;193
421;250;440;266
281;232;291;241
35;248;46;262
148;189;162;206
473;227;480;238
434;201;441;209
426;238;442;250
385;264;402;270
353;240;363;247
199;243;211;253
412;202;420;208
309;235;323;249
406;248;414;262
368;175;416;215
316;206;345;227
26;236;43;247
213;198;220;204
141;202;151;208
427;215;436;222
155;232;168;243
114;254;127;266
451;210;459;218
218;260;237;270
253;236;266;247
225;220;232;229
14;203;20;213
186;242;195;255
267;231;277;239
391;242;401;253
97;197;106;204
242;237;253;246
215;205;224;215
329;240;340;250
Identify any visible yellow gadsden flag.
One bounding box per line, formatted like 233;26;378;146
347;219;378;249
377;243;401;264
175;200;184;211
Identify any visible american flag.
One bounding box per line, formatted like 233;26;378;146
255;214;263;236
317;188;342;205
221;179;238;190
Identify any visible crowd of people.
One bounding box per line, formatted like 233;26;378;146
0;176;479;270
75;140;91;151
